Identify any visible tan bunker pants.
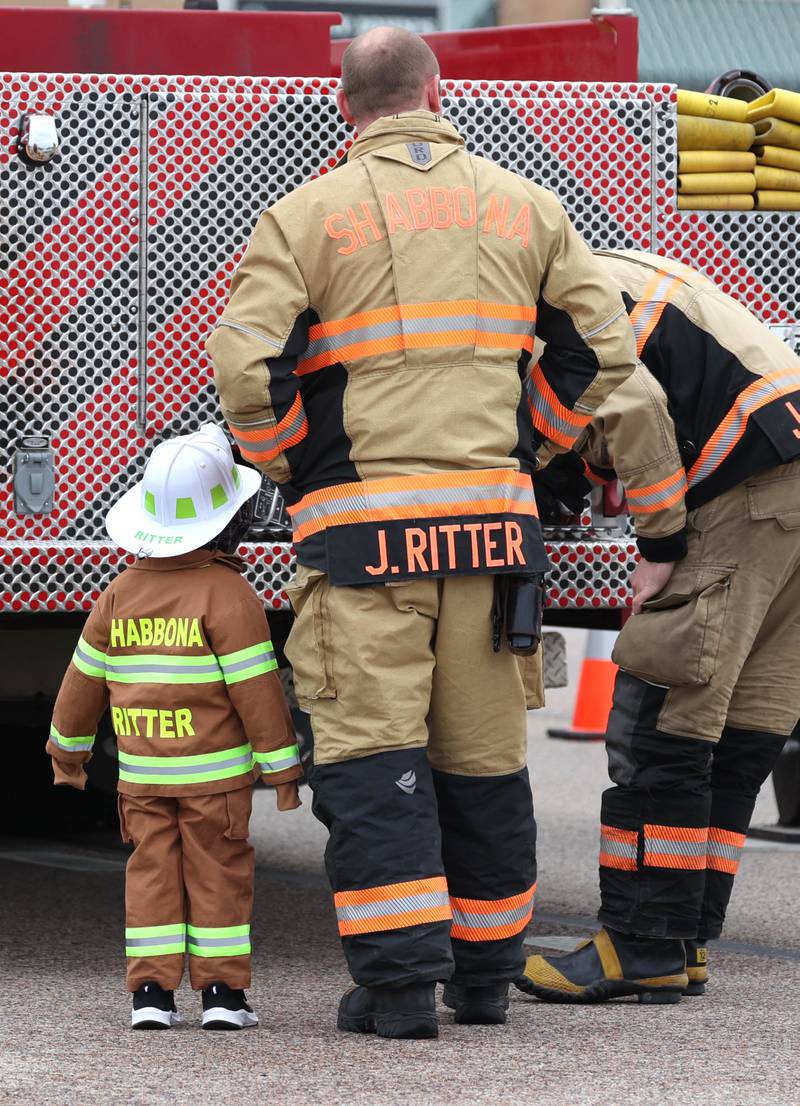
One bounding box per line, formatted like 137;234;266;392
119;787;254;991
286;571;540;988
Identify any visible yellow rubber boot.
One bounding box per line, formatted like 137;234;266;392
515;928;688;1005
683;941;708;996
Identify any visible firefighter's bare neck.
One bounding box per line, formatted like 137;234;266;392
337;25;442;133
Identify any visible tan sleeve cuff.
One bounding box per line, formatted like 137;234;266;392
51;756;88;791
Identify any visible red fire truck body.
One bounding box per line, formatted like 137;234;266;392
1;8;798;726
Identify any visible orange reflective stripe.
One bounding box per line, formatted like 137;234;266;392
644;824;708;870
527;361;592;450
334;876;452;937
707;827;746;875
297;300;536;375
582;459;608;486
450;883;536;941
688;368;800;487
599;824;638;870
288;469;538;543
629;270;685;355
228;394;308;464
625;467;688;515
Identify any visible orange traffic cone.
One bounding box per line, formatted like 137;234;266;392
547;630;618;741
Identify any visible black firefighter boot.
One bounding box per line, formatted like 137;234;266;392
337;982;439;1039
441;981;510;1025
516;927;688;1004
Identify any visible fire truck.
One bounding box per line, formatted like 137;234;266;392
2;6;798;825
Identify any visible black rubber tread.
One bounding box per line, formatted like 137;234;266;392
515;974;683;1005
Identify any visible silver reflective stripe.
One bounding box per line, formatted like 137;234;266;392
291;479;535;530
450;899;532;930
75;641;105;671
582;303;626;339
645;836;706;857
708;840;743;862
218;319;282;347
221;650;276;675
301;313;532;361
631;274;676;344
335;890;451;923
232;405;306;453
104;660;221;675
627;470;687;509
126;935;185;948
187;935;251;948
526;374;581;441
688;370;800;487
260;754;299;772
600;833;637;862
120;752;254;777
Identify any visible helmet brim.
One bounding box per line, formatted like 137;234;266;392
105;464;262;558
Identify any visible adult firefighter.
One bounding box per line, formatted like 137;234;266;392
519;248;800;1005
207;28;636;1038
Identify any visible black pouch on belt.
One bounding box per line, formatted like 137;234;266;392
492;573;546;656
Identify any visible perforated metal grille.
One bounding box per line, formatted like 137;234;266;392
0;74;794;611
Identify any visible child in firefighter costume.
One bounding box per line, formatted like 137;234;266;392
46;424;302;1030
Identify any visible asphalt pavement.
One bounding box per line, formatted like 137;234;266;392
1;630;798;1106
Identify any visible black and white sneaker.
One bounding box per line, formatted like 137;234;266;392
201;982;259;1030
131;981;181;1030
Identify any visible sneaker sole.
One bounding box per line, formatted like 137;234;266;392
131;1008;180;1030
514;975;683;1006
202;1008;259;1031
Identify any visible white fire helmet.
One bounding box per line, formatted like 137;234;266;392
105;423;261;558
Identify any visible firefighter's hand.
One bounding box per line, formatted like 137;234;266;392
630;558;675;615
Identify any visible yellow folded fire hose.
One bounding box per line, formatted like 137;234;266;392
678;194;754;211
753;117;800;150
678;171;756;194
677;115;755;151
678;150;756;173
676;90;748;122
754;165;800;191
755;190;800;210
747;89;800;125
754;144;800;172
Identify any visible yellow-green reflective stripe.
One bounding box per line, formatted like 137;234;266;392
188;943;250;958
107;652;219;667
106;670;224;685
224;659;278;685
254;744;301;773
125;942;185;957
72;636;106;679
125;923;186;957
217;641;277;684
78;636;107;663
119;764;253;786
187;925;250;938
187;925;251;957
49;723;95;752
104;653;223;685
126;924;187;938
217;642;274;666
119;744;252;768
